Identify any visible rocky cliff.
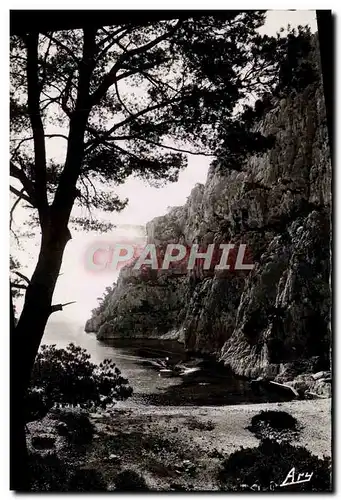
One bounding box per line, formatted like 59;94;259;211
85;45;331;379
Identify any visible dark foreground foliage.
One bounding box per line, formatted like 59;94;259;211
28;452;70;492
25;343;133;422
219;439;331;492
247;410;300;442
56;410;95;445
68;468;107;492
114;470;149;491
28;450;148;492
28;452;107;492
250;410;298;430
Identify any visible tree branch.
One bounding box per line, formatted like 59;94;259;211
109;135;215;157
11;134;69;154
10;185;34;206
51;28;96;221
10;227;20;246
61;71;75;117
96;27;132;61
39;33;54;90
11;283;27;290
110;143;143;162
85;95;183;153
10;161;36;203
13;271;31;285
97;25;129;48
90;20;182;105
42;32;80;63
10;188;26;229
78;176;93;215
118;20;181;60
40;94;61;112
25;33;49;217
50;301;76;313
114;79;134;118
141;69;179;95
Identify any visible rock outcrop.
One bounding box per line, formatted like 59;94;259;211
86;44;331;379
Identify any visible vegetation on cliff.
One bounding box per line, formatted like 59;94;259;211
86;33;331;383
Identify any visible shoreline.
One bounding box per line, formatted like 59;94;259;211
110;398;331;459
28;397;331;491
101;398;332;490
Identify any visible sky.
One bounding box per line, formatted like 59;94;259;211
11;10;318;325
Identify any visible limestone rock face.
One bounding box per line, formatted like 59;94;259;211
85;265;188;340
85;67;331;378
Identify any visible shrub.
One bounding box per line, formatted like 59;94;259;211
247;410;300;442
28;452;71;492
25;343;133;422
219;439;331;492
57;410;95;445
186;417;216;431
114;470;149;491
250;410;298;431
56;422;69;437
68;468;106;491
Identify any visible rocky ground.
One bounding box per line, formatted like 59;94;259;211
27;398;331;491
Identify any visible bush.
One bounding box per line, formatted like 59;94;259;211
186;417;215;431
68;468;106;491
25;343;133;422
250;410;298;431
28;452;70;492
247;410;300;442
28;446;106;491
57;410;95;445
114;470;149;491
219;439;331;492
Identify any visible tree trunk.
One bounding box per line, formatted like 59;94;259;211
10;28;93;491
10;228;70;491
10;285;29;491
10;403;29;491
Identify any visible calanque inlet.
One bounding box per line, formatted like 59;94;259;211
85;49;331;396
10;11;334;493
